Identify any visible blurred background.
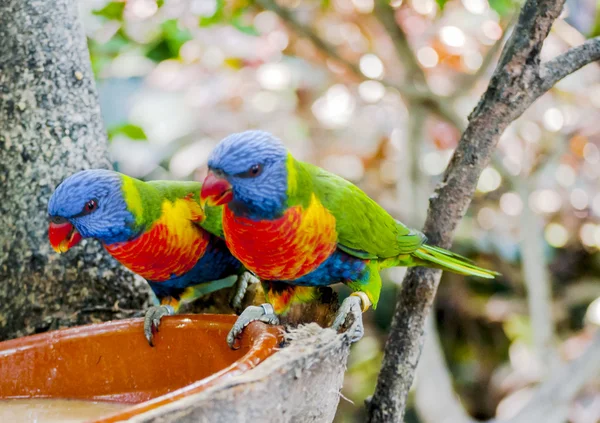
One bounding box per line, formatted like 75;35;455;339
80;0;600;421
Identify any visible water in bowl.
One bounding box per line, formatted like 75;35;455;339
0;399;129;422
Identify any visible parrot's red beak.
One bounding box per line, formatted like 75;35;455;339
201;171;233;206
48;219;82;253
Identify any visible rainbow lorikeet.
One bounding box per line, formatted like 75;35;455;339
47;169;256;345
200;131;498;347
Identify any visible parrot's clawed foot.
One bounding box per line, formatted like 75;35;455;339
227;303;279;349
230;272;259;313
144;305;174;347
331;292;370;343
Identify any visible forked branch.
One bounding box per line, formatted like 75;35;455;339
367;0;600;421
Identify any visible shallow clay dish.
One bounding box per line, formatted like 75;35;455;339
0;314;282;422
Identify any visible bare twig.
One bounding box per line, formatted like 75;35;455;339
539;35;600;92
366;0;600;420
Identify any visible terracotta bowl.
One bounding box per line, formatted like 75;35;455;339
0;314;282;422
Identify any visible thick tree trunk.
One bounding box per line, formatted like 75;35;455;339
0;0;147;340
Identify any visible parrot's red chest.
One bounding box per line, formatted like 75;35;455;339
104;198;210;282
223;195;337;281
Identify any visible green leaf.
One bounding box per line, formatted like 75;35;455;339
162;19;193;48
157;0;165;7
108;124;148;141
145;40;173;62
231;11;259;35
232;21;259;35
99;30;131;54
590;0;600;37
488;0;516;17
145;19;193;61
503;314;533;344
88;30;133;76
199;0;225;26
436;0;449;10
198;0;258;36
93;1;125;21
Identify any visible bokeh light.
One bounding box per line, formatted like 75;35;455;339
529;189;562;214
359;54;384;79
417;46;439;68
570;188;589;210
500;192;523;216
545;222;569;248
477;167;502;193
440;26;467;48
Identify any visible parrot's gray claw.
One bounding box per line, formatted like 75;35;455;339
331;295;365;343
230;272;259;313
227;303;279;349
143;305;174;347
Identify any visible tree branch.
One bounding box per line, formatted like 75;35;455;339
366;0;599;420
539;35;600;92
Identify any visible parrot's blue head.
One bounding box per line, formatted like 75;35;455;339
202;130;289;219
47;169;136;252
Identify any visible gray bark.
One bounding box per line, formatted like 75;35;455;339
0;0;147;340
126;323;353;423
367;0;600;421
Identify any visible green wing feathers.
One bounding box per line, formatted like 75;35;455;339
303;162;425;259
300;160;498;279
412;245;499;279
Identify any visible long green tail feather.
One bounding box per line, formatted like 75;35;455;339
412;244;499;279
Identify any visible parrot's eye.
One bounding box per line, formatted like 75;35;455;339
237;164;263;179
82;199;98;214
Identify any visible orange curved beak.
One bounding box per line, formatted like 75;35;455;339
201;171;233;206
49;219;82;253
